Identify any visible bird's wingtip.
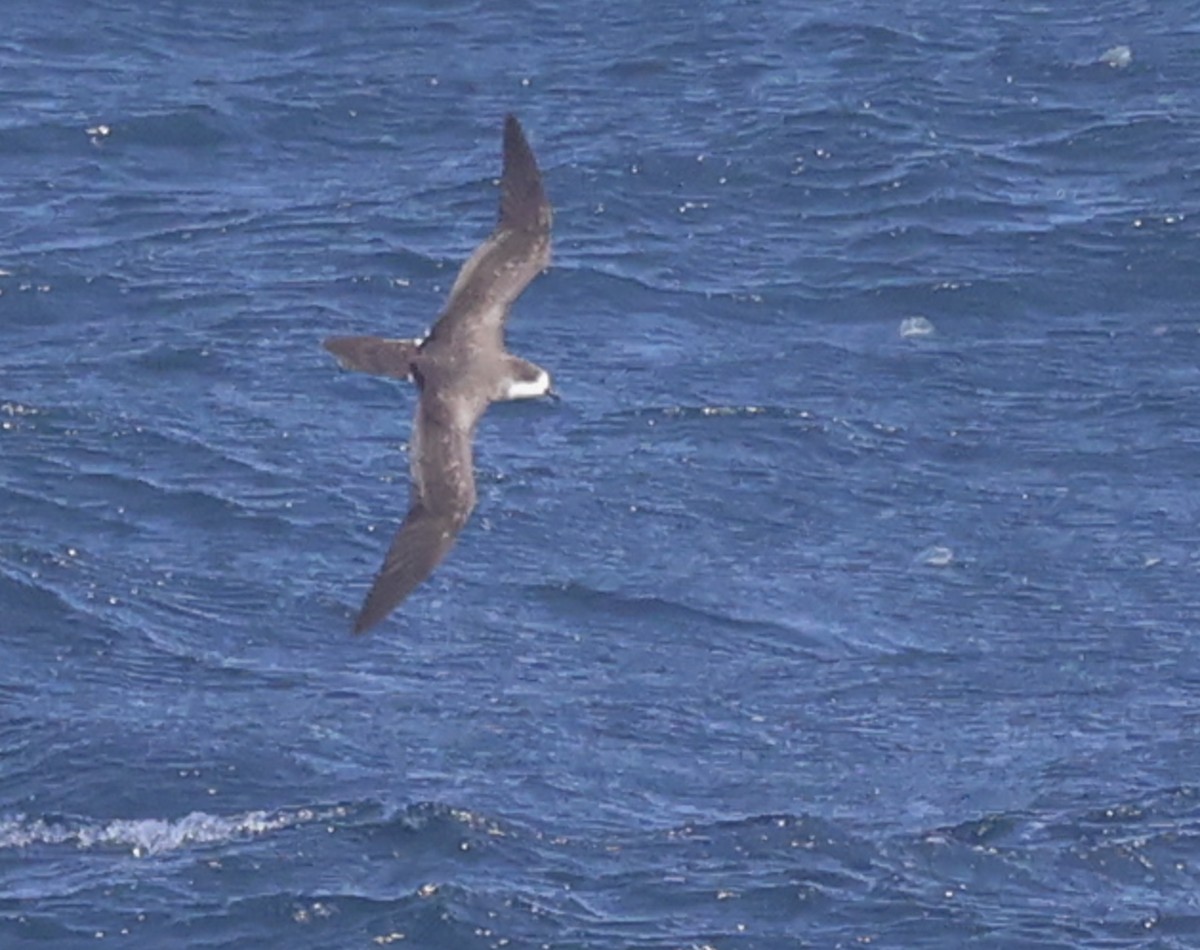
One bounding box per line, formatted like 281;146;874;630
503;113;529;156
498;113;546;233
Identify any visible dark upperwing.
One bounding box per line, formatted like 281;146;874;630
351;389;478;633
422;114;552;355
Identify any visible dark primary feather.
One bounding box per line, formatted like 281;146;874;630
499;114;552;234
353;503;469;634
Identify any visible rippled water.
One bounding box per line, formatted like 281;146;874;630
3;1;1200;947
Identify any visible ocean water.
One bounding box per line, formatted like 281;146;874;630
3;0;1200;947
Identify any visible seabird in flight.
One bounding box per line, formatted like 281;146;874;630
324;114;555;634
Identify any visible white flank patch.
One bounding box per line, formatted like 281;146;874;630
505;370;551;400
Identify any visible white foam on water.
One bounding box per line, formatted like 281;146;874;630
900;316;935;339
0;805;347;856
1099;45;1132;69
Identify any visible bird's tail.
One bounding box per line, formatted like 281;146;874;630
323;337;421;381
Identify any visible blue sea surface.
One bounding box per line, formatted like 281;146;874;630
3;1;1200;947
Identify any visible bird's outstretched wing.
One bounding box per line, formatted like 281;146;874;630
424;114;552;353
324;336;421;380
352;501;470;634
351;387;478;634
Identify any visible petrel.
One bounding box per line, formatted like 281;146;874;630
323;114;555;634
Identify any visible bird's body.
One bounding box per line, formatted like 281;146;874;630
324;115;554;634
